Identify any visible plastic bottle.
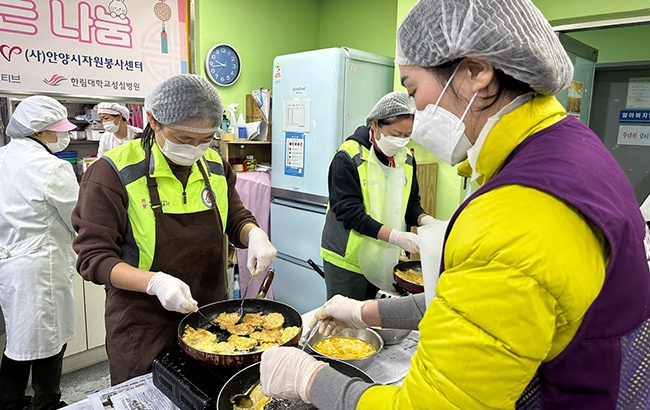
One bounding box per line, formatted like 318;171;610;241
221;112;229;133
237;113;247;140
233;273;241;299
227;103;239;135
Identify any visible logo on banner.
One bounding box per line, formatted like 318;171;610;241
0;44;22;62
43;74;67;86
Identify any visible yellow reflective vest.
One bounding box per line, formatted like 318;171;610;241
102;140;229;271
320;141;414;273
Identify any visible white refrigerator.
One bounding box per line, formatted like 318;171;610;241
270;47;394;313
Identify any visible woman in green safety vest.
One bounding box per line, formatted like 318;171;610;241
320;91;436;300
72;74;277;385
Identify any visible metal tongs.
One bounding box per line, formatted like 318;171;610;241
236;268;275;317
300;318;323;351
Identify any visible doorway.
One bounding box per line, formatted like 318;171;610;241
589;62;650;203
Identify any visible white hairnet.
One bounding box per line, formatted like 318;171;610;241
367;91;415;122
6;95;75;138
396;0;574;96
97;102;130;121
144;74;223;133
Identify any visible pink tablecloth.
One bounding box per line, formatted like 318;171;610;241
234;171;274;299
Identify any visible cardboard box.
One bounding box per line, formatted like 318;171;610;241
246;94;267;123
245;94;271;141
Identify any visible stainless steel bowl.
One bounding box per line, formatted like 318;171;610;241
371;327;411;345
307;328;383;369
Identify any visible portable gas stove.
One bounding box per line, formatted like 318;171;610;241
152;347;239;410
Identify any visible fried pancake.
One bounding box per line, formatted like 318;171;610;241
182;325;219;352
261;312;285;330
241;312;265;327
213;312;241;330
250;329;282;343
258;342;281;351
206;341;236;354
228;335;258;351
226;322;255;336
281;326;301;344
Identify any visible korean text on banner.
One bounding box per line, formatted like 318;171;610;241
0;0;189;98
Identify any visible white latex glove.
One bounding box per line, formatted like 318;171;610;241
260;346;329;403
146;271;198;313
310;295;367;337
420;215;437;225
388;229;420;253
247;226;277;277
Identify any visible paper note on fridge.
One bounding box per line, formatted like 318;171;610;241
282;100;311;132
245;121;268;141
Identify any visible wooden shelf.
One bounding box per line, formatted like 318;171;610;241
219;139;271;164
222;140;271;145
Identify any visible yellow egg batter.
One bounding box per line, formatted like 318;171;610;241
313;336;376;359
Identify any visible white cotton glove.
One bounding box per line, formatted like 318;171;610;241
388;229;420;253
146;271;198;313
310;295;367;337
247;227;277;277
260;346;329;403
420;215;437;225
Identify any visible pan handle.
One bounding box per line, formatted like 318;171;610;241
307;259;325;279
255;268;275;299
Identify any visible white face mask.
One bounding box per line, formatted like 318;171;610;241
158;130;210;166
410;65;478;166
47;131;71;153
102;118;120;133
374;130;410;157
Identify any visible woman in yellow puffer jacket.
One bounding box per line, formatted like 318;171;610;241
258;0;650;409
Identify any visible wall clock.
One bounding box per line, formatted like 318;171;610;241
205;44;241;86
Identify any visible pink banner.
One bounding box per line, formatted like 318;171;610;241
0;0;188;99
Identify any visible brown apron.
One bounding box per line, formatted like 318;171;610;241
105;148;227;385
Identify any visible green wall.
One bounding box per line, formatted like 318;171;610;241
195;0;321;117
195;0;400;129
531;0;650;25
568;25;650;63
318;0;397;58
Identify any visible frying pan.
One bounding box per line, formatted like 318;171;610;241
393;260;424;294
178;270;303;368
217;355;374;410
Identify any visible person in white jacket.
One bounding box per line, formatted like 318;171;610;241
96;102;142;158
0;96;78;410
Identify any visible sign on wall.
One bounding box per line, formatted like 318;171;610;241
617;109;650;147
0;0;188;99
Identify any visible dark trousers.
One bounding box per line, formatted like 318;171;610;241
323;260;379;301
0;345;66;410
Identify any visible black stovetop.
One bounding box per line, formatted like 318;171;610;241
152;347;240;410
